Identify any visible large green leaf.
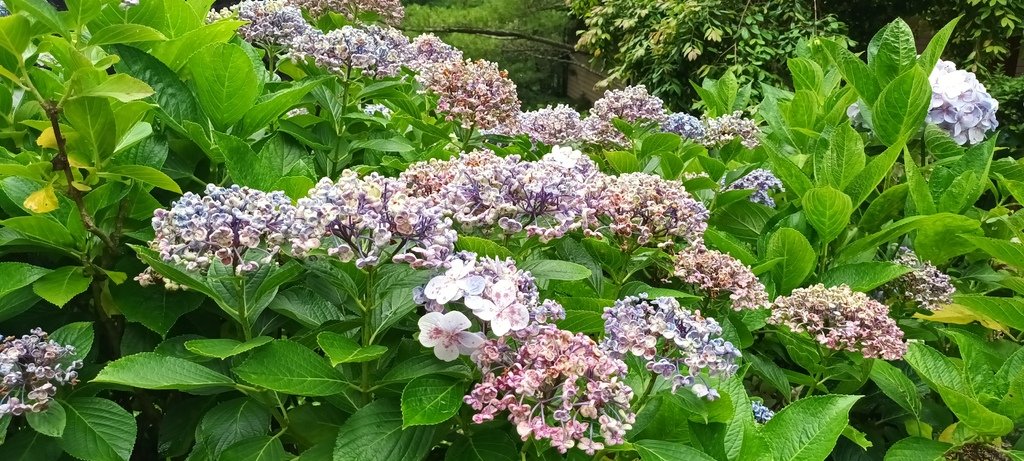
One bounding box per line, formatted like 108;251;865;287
50;322;94;362
187;43;259;129
0;15;31;58
519;259;591;282
99;165;181;193
318;332;387;365
762;138;812;197
867;19;917;82
821;39;881;104
802;186;852;244
333;399;437;461
883;437;950;461
0;262;49;298
64;97;117;161
32;266;91;308
110;282;204;337
220;436;288;461
185;337;273;360
761;395;861;461
267;286;345;328
59;397;137;461
766;228;815;293
444;430;517;461
814;123;865;189
401;375;466;428
191;398;271;460
26;400;66;437
845;142;902;209
94;353;234;391
870;66;931;147
88;24;168;46
634;440;717;461
820;262;911;292
869;360;921;419
237;79;323;136
112;45;204;129
233;340;347;396
955;295;1024;333
962;236;1024;272
917;18;960;73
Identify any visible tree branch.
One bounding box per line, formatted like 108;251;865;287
400;27;575;52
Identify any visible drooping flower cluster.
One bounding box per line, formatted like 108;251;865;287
1;329;82;416
136;185;296;288
722;168;785;208
673;244;768;310
751;401;775;424
290;172;456;268
517;104;585;146
466;325;635;454
416;59;521;130
584;172;709;247
701;111;760;148
601;295;741;398
404;34;463;73
402;147;600;242
768;284;907;360
661;112;706;140
582;85;667;145
289;0;404;25
288;24;410;78
927;60;999;145
890;247;955;311
211;0;312;47
416;252;561;345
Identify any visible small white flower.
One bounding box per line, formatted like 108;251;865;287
464;279;529;336
544;145;586;168
423;259;485;304
417;311;483;361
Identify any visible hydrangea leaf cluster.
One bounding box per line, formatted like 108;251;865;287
137;184;296;288
768;284;907;360
415;59;521;130
673;244;769;310
927;60;999;145
890;246;955;311
1;328;82;416
601;295;741;399
722;168;785;208
465;325;635;455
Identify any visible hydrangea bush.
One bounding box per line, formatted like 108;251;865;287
0;2;1021;460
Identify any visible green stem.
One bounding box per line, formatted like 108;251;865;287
361;268;376;404
460;124;476;153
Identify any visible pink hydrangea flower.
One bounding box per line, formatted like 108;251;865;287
417;311;484;361
464;279;530;336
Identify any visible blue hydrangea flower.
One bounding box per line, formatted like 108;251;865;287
927;60;999;145
752;401;775;423
0;0;9;16
722;168;785;208
662;112;705;140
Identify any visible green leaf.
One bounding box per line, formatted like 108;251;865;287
766;228;815;293
870;66;931;147
185;337;273;360
845;142;903;209
913;213;981;264
0;15;31;58
961;236;1024;272
400;375;466;428
788;58;824;94
6;0;63;35
32;266;91;308
220;436;288;461
634;440;717;461
267;286;344;329
821;39;881;104
814;123;865;189
903;150;935;215
99;165;181;193
50;322;94;362
236;79;323;136
859;183;908;231
802;186;852;244
75;75;154;103
351;138;415;153
59;397;137;461
0;262;49;298
191;398;270;460
233;340;347;396
883;437;950;461
519;259;591;281
763;138;812;197
444;430;517;461
187;43;259;129
868;19;918;82
89;25;168;46
954;295;1024;333
110;282;204;337
318;332;387;365
918;18;960;73
26;400;66;437
94;352;234;391
821;262;912;292
762;395;861;461
455;236;513;259
605;151;642;173
64;97;117;161
869;360;921;418
333;399;437;461
112;45;204;129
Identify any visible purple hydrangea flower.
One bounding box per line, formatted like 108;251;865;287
583;172;709;247
288;25;411;79
1;328;82;416
673;244;769;310
601;295;741;398
418;311;484;361
722;168;785;208
290;0;404;25
891;246;955;311
752;401;775;423
927;60;999;145
404;34;463;73
517;104;585;145
701;111;760;149
662;112;705;140
210;0;313;47
363;103;392;118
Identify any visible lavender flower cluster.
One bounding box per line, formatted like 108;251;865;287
585;172;710;247
768;284;907;360
1;329;82;416
517;104;585;146
673;244;769;310
288;24;410;78
751;401;775;423
662;112;706;140
722;168;785;208
214;0;312;47
137;185;296;288
404;34;464;73
289;0;404;25
415;59;521;130
601;295;741;398
581;85;667;145
290;172;456;268
891;246;955;311
927;60;999;145
465;325;635;454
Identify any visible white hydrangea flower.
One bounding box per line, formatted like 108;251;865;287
417;311;484;361
463;279;530;336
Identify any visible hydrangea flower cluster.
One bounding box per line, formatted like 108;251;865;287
290;172;456;268
0;0;8;16
1;328;82;416
601;295;741;398
136;185;296;288
584;172;709;247
516;104;585;146
289;24;410;78
927;60;999;145
582;85;667;145
363;103;392;118
661;112;706;140
673;244;768;310
404;34;463;73
416;59;521;130
210;0;312;47
416;251;561;345
768;284;907;360
465;325;635;454
289;0;404;25
751;401;775;423
891;246;955;311
701;111;760;148
722;168;785;208
403;147;600;242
